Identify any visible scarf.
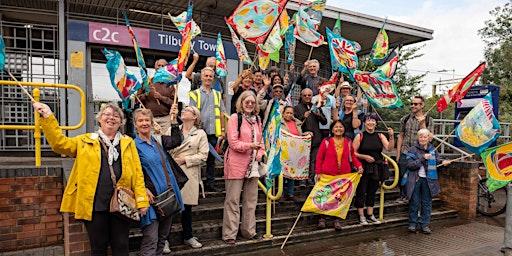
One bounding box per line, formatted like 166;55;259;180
427;147;438;179
243;114;258;177
97;129;121;165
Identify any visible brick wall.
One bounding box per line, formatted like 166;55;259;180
0;168;63;252
438;161;480;219
63;213;90;256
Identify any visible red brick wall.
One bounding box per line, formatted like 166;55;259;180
64;212;90;256
438;161;479;219
0;176;63;251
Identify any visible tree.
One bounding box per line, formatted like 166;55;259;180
478;0;512;122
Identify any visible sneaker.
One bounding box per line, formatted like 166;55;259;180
223;239;236;245
185;237;202;249
317;218;326;229
408;226;417;233
163;241;171;253
333;220;342;231
367;215;381;224
359;215;368;225
422;226;432;234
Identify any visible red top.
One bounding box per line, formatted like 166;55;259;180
316;137;362;176
285;120;300;136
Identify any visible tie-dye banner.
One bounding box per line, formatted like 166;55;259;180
153;62;181;86
436;62;486;112
103;48;142;109
456;93;500;155
354;69;403;109
168;6;201;39
284;23;296;64
226;0;289;45
294;5;324;47
326;27;359;75
215;33;228;78
482;142;512;192
301;173;361;219
258;23;283;62
370;23;389;65
225;20;252;65
281;130;311;180
122;11;149;93
263;100;283;188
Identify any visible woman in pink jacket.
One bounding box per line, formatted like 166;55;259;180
316;120;363;230
222;90;265;244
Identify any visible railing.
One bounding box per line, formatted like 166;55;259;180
379;153;399;221
0;81;86;166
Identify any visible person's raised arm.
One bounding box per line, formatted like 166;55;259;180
185;52;199;81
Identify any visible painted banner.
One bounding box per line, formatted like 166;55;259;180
103;48;142;109
326;27;359;75
354;69;403;108
456;93;500;155
370;24;389;65
168;8;201;39
294;5;324;47
215;33;228;78
284;23;296;64
281;130;311;180
376;47;398;78
225;20;252;65
302;0;327;30
122;11;149;93
482;142;512;192
263;100;283;188
301;173;362;219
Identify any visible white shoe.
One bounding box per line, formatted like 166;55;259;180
367;215;381;224
163;241;171;254
185;237;203;248
359;215;368;225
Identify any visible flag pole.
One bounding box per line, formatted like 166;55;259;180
7;71;36;102
424;102;437;116
135;95;164;134
280;212;302;250
436;153;475;167
434;129;455;151
307;46;314;60
370;104;389;129
249;48;258;70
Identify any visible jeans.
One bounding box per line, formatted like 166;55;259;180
282;178;295;197
140;215;174;256
83;211;130;256
408;177;432;228
206;135;219;188
398;153;408;198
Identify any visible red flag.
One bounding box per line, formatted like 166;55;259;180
436;62;486;112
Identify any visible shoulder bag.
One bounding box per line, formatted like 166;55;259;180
153;142;182;219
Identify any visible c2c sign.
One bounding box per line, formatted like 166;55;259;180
88;22;149;48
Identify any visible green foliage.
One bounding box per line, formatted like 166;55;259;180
478;0;512;122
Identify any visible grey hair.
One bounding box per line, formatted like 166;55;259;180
201;66;215;76
417;128;430;137
95;102;126;126
309;59;320;66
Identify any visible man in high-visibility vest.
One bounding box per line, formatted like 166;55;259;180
189;67;226;192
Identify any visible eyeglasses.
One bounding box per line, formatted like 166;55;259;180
102;113;121;119
411;102;422;106
182;108;196;115
244;100;256;105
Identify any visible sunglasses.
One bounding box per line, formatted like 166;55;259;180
411;103;422;106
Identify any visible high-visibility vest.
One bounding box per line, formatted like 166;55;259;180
189;88;222;137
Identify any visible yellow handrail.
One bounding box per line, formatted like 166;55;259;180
379;153;399;221
0;81;86;166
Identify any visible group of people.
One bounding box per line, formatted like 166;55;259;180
31;55;452;255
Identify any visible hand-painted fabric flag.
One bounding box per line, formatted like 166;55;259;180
279;9;290;36
314;74;338;109
0;35;5;72
225;20;252;65
103;48;142;109
258;23;283;62
122;11;149;93
370;23;389;65
455;93;500;155
215;33;228;78
436;62;486;112
301;173;361;219
284;83;294;105
354;69;403;109
332;13;341;35
262;100;283;188
284;23;296;64
281;130;311;180
326;27;359;75
302;0;327;30
294;6;324;47
482;142;512;192
257;46;271;70
168;9;201;39
153;63;181;85
177;21;193;73
226;0;289;45
375;47;399;78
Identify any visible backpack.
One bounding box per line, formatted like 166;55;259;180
221;113;260;153
400;114;431;133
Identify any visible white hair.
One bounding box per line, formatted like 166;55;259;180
417;128;430;137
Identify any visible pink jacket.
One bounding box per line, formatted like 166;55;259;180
316;137;362;176
224;113;265;179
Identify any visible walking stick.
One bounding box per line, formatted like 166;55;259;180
281;212;302;250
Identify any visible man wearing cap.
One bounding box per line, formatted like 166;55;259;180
258;83;285;128
297;59;327;96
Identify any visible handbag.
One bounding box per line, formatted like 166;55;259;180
247;160;266;179
153;142;182;218
99;139;140;222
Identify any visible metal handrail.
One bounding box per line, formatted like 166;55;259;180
0;81;86;166
379;153;399;221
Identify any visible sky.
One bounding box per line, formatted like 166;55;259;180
328;0;508;96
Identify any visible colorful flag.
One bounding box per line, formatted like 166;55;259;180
225;20;252;65
314;74;338;109
482;142;512;192
215;33;228;78
281;130;311;180
370;23;389;65
122;11;149;93
177;12;193;73
262;100;283;188
284;23;296;64
279;9;290;36
436;62;486;112
258;23;283;62
0;35;5;72
301;173;361;219
168;8;201;39
354;69;403;109
284;83;294;105
257;46;271;70
226;0;289;45
302;0;327;30
153;63;181;85
375;47;399;78
326;27;359;75
455;93;500;155
103;48;142;109
332;13;341;35
294;5;324;47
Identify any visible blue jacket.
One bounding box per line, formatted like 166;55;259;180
404;142;444;199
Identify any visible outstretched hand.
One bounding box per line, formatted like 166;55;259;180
32;101;53;118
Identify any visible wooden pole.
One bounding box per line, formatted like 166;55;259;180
307;47;314;60
7;71;35;102
280;212;302;250
370;105;389;129
436;153;475;167
434;129;455;151
135;95;164;134
424;103;437;116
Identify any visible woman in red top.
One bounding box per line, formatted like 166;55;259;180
315;120;363;230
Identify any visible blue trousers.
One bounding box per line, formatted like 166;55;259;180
282;178;295;197
408;177;432;228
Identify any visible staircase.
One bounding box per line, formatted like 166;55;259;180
128;163;458;255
